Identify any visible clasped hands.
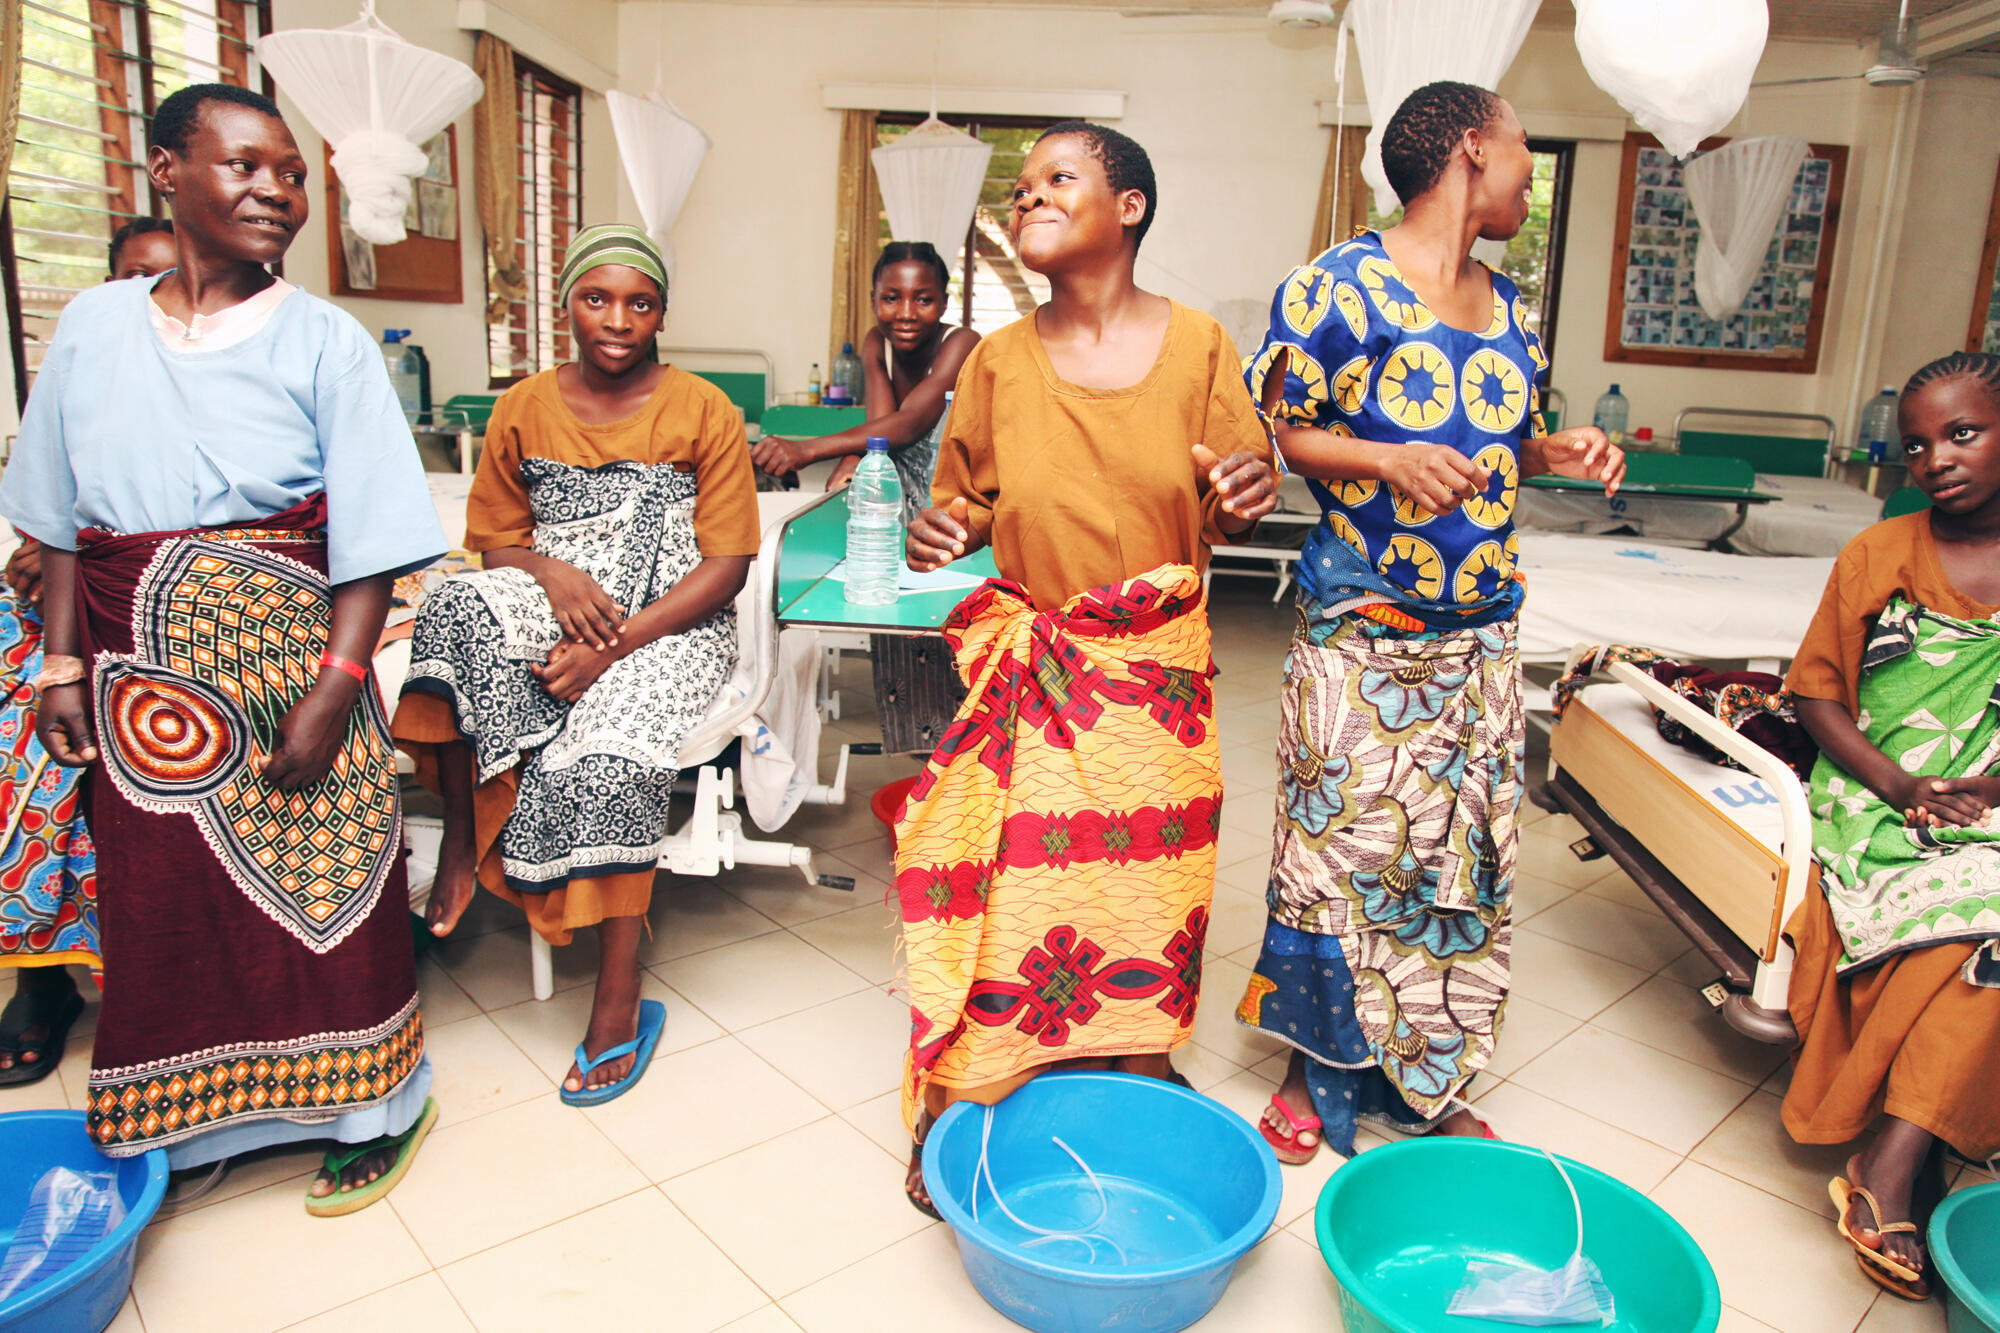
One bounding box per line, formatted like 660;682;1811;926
1888;774;2000;830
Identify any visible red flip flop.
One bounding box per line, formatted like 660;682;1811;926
1259;1094;1324;1166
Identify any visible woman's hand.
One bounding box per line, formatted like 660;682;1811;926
5;543;43;610
908;498;971;572
35;682;98;766
1907;775;2000;828
533;639;618;703
533;560;625;651
1534;427;1625;496
260;684;354;791
1193;444;1279;526
751;435;816;478
1380;444;1492;517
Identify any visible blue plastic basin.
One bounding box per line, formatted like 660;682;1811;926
1315;1138;1719;1333
1933;1181;2000;1333
0;1111;166;1333
922;1071;1281;1333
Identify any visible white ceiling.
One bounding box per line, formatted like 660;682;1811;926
629;0;1978;48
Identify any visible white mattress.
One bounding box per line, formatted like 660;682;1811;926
1729;474;1879;557
1575;681;1785;853
1515;534;1830;663
1515;472;1877;558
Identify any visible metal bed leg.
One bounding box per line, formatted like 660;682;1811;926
529;931;554;1001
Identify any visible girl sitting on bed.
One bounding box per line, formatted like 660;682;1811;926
1783;349;2000;1303
751;241;980;495
898;121;1279;1215
395;224;758;1105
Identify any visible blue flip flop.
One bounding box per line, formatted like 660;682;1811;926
560;999;666;1108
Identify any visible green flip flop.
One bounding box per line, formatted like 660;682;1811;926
305;1096;438;1218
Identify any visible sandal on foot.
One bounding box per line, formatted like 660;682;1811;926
305;1097;438;1218
1853;1249;1932;1302
1829;1162;1925;1286
1259;1094;1323;1166
906;1137;942;1221
0;986;83;1088
559;999;665;1108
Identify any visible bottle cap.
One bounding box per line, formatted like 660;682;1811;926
1609;383;1621;394
384;330;403;343
842;342;855;353
866;436;890;452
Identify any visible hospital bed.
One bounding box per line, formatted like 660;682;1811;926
1517;407;1880;557
1540;658;1815;1043
382;478;853;1000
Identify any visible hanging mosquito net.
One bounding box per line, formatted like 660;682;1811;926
1572;0;1769;158
1683;135;1808;321
606;90;710;281
871;116;993;261
1343;0;1541;217
255;1;483;245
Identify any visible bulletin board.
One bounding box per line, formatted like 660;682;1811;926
1966;158;2000;355
1602;132;1846;375
324;126;463;304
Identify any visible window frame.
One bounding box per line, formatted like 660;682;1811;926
485;54;582;388
873;110;1063;334
4;0;273;409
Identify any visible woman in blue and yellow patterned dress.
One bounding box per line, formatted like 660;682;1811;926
1236;82;1624;1162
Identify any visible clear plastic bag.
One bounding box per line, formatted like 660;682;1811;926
1445;1100;1615;1327
0;1166;127;1303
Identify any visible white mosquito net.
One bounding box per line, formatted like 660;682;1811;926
1683;135;1809;321
1572;0;1769;159
256;1;482;245
606;90;710;282
1344;0;1541;218
870;116;993;261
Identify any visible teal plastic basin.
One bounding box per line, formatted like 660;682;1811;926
1933;1181;2000;1333
1314;1139;1719;1333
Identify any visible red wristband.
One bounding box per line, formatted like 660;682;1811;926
320;651;369;683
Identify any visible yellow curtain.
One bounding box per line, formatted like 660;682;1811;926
828;109;881;365
473;33;526;325
0;0;23;193
1309;125;1371;260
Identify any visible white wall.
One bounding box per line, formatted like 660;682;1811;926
613;2;2000;446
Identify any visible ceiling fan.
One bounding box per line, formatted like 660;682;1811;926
1117;1;1340;28
1754;0;1924;87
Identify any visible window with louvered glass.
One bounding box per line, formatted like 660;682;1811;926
6;0;270;408
485;57;580;384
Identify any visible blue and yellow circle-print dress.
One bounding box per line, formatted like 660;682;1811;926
1236;232;1540;1150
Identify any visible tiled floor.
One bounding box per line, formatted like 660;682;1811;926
9;586;1985;1332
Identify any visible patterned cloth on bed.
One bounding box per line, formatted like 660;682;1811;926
402;460;735;892
1811;596;2000;987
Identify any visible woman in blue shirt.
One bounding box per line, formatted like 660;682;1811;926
0;84;444;1213
1235;83;1623;1163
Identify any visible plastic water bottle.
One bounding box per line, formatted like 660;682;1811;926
844;437;903;606
382;329;422;420
831;341;865;404
1592;383;1629;446
1857;387;1899;464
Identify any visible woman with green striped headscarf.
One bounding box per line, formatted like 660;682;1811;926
395;224;761;1104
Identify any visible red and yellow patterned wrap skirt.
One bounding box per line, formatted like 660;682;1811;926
895;565;1221;1130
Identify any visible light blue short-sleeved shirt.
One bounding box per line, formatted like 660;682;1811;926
1;275;445;584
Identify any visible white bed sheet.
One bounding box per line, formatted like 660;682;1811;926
1515;471;1878;557
1515;534;1830;663
1574;682;1785;853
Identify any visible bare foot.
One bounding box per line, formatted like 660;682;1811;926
424;846;477;938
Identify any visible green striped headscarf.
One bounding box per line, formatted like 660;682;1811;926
557;223;669;309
